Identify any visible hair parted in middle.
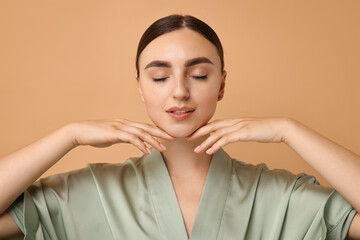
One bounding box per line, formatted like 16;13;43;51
135;14;225;79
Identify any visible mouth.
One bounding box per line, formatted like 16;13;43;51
165;106;195;120
166;110;195;120
167;110;195;114
166;106;195;112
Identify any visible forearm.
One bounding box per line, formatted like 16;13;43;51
0;123;77;214
284;119;360;212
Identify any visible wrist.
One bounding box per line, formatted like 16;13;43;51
280;117;301;145
59;123;80;149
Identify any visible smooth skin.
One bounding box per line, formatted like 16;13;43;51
1;28;359;239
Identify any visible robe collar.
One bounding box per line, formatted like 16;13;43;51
144;147;233;240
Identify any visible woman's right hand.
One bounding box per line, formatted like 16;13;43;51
0;119;174;237
69;119;175;154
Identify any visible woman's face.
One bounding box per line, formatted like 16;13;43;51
137;28;226;138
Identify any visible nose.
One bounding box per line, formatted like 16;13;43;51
172;75;190;100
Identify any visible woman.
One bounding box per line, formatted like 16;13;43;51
0;14;359;240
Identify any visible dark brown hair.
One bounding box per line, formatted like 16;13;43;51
135;14;225;79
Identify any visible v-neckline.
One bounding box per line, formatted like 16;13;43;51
144;147;233;240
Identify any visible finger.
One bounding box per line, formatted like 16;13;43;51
119;131;150;154
206;125;257;154
187;119;239;140
112;122;163;151
186;121;220;141
114;120;174;140
194;124;240;153
121;126;166;152
205;131;240;155
145;125;175;140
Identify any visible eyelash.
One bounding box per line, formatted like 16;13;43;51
152;75;208;82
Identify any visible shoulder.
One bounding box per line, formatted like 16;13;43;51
84;155;146;188
29;155;145;193
29;165;95;194
86;156;144;177
87;156;143;171
230;158;332;197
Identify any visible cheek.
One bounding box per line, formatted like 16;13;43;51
141;88;166;121
141;82;164;105
143;95;162;113
194;87;219;122
196;86;219;107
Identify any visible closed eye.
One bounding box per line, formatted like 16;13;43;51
193;75;207;79
152;77;168;82
152;75;207;82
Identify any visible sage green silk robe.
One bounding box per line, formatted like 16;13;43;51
8;147;356;240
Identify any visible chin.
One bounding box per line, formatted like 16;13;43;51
169;132;191;138
151;114;211;138
164;129;193;138
155;123;197;139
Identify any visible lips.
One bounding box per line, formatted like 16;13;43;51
166;106;195;113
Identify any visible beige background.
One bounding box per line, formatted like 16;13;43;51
0;0;359;188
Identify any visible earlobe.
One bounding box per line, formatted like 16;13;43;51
218;90;224;101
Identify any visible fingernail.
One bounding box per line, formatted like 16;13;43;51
160;143;166;150
194;145;201;153
206;148;212;155
147;147;152;154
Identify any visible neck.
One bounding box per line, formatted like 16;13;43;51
158;135;212;178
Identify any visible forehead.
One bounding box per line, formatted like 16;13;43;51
138;28;221;68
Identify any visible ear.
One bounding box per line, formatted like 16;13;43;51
218;70;227;101
138;81;145;103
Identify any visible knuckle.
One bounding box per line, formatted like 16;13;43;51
134;138;143;146
219;135;229;143
240;129;250;141
137;128;148;136
241;125;250;131
209;125;216;132
113;121;124;129
127;133;138;142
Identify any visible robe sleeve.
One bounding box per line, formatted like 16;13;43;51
321;190;357;239
257;165;357;239
6;165;110;240
287;175;356;239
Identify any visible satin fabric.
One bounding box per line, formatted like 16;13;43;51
8;147;356;240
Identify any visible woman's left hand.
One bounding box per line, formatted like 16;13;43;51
186;117;293;155
186;116;360;238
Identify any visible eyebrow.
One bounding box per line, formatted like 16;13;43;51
144;57;214;70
